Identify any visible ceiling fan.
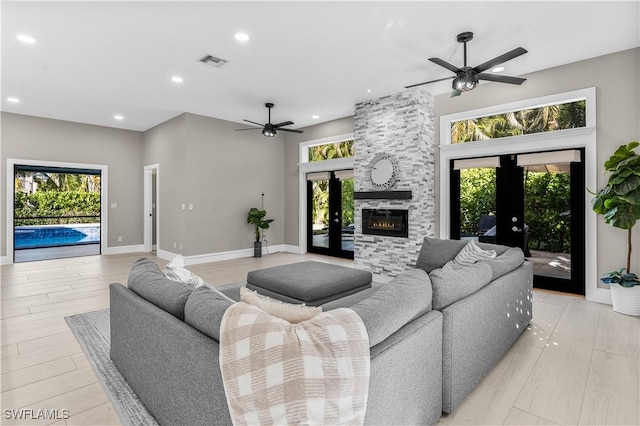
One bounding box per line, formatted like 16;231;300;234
235;103;303;137
405;32;528;97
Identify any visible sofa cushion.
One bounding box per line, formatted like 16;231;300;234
481;247;525;281
429;261;493;310
127;257;194;320
240;286;322;323
454;240;497;266
350;269;432;348
184;286;234;341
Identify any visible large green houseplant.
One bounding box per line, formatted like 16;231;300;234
247;207;273;257
591;141;640;315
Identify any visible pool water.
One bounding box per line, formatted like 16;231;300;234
15;224;101;249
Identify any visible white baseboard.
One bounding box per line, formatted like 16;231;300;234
281;244;302;254
103;244;144;255
156;249;177;261
155;244;296;266
0;244;300;265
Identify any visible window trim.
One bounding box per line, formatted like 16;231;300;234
440;87;596;146
298;133;355;254
438;87;605;304
298;133;355;164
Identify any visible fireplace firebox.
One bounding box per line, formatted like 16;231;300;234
362;209;409;238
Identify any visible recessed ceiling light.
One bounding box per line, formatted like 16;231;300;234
234;33;250;42
17;34;36;44
7;97;20;103
312;115;320;119
171;76;183;83
492;66;505;73
114;115;124;120
367;89;372;93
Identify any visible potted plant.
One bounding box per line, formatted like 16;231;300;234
247;207;273;258
591;141;640;315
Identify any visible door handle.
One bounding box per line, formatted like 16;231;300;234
334;218;339;223
512;226;523;233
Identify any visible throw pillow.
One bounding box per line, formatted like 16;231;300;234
163;254;207;288
454;240;497;266
415;237;468;273
240;287;322;324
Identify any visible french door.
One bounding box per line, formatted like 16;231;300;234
450;149;585;294
307;170;354;259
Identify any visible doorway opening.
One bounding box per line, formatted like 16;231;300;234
13;165;102;263
143;164;159;253
450;149;585;294
307;169;354;259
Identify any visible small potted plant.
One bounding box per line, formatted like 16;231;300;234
591;141;640;315
247;207;273;258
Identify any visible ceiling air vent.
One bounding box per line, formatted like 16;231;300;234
199;54;229;68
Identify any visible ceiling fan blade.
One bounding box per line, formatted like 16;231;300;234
277;128;304;134
450;90;462;98
405;75;455;89
243;119;264;127
272;121;294;128
477;73;526;85
428;57;462;73
235;128;262;131
472;47;527;73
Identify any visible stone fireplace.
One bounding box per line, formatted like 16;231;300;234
353;89;435;277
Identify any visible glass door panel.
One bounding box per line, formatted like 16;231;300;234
307;170;354;259
451;150;584;295
340;177;355;253
309;178;330;250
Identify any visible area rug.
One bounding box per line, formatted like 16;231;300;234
65;309;158;426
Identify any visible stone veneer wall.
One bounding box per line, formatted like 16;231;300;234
353;89;436;276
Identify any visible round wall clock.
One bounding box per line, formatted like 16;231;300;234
368;153;399;190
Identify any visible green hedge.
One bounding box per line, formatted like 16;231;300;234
15;191;100;225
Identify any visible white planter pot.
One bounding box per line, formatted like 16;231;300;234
610;283;640;316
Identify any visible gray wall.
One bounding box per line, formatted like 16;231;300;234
1;112;144;256
283;117;354;247
434;47;640;278
143;113;285;255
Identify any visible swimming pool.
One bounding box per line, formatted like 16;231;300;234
14;224;101;249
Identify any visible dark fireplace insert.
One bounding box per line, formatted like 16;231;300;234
362;208;409;238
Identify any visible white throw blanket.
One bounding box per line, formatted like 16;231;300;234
219;302;370;426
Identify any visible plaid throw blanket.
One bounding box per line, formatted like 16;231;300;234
219;302;370;425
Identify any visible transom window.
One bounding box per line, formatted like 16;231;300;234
308;140;354;162
451;100;586;144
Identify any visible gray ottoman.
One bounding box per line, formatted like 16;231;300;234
246;261;372;306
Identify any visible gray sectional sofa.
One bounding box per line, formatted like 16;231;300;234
109;237;532;425
110;259;443;426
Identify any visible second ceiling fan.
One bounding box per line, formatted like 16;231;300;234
236;103;303;137
405;32;528;97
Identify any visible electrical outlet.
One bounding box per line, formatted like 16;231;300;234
173;242;176;249
117;236;122;242
179;243;183;251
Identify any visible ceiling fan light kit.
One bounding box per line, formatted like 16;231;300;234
405;31;528;97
